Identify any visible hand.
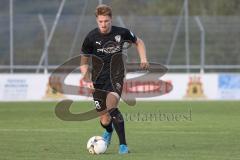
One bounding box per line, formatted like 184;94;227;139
140;61;149;70
81;78;94;89
86;81;94;89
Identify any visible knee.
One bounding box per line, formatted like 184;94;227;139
100;114;111;125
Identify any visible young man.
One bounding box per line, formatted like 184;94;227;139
80;4;149;154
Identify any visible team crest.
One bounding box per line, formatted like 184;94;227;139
115;35;121;43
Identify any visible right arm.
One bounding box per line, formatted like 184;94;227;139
80;55;91;81
80;55;93;89
81;33;94;84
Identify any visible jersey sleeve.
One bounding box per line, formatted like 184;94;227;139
81;36;93;55
125;29;137;43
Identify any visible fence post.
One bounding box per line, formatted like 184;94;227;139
9;0;14;73
195;16;205;74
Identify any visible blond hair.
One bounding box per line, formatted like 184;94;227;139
95;4;112;17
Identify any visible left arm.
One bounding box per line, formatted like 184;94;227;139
134;37;149;69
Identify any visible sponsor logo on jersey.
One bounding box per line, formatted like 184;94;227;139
96;39;132;54
97;41;121;54
97;46;121;54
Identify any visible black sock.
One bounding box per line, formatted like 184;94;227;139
100;120;113;133
109;108;126;145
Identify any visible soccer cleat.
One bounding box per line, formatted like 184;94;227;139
102;131;113;146
119;144;129;154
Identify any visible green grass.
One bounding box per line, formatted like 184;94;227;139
0;101;240;160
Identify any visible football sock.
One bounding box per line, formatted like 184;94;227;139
109;108;126;145
100;120;113;133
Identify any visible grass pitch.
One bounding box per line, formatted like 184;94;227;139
0;101;240;160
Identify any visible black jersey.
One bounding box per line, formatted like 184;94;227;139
81;26;137;84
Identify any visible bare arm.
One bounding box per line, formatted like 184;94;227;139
80;55;91;82
134;37;149;69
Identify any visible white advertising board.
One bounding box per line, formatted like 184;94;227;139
0;73;239;101
0;74;47;101
218;74;240;100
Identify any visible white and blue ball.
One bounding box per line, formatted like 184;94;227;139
87;136;107;154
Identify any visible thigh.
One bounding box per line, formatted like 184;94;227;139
93;78;124;111
106;92;120;109
106;79;124;109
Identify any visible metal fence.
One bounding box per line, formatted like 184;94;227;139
0;0;240;73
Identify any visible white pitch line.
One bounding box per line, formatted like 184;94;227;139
0;128;82;133
132;130;232;135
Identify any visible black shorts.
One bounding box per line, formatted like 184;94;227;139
93;79;123;112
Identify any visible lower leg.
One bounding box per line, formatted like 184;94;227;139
106;92;127;145
100;113;113;133
108;107;126;145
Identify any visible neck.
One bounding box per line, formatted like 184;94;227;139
99;26;112;34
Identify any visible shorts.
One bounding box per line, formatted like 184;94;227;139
93;79;123;112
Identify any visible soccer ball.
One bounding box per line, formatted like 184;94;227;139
86;136;107;154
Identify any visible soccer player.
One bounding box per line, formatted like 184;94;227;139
80;4;149;154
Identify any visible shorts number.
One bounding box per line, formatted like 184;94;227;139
94;101;101;110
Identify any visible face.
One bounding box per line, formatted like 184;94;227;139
96;15;112;34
